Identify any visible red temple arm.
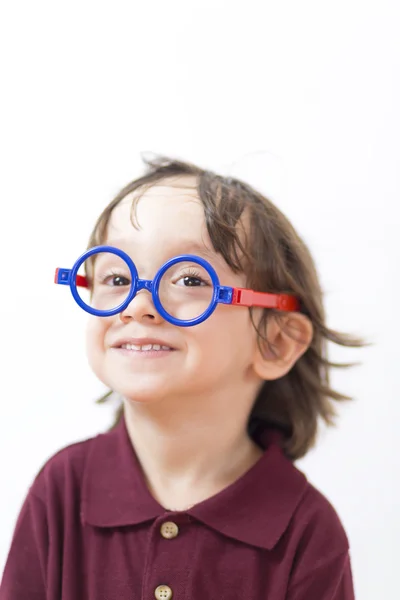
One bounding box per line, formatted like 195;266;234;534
54;269;88;288
231;288;300;311
76;275;88;288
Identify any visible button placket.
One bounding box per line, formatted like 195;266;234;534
143;514;192;599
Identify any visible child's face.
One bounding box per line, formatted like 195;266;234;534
86;176;263;404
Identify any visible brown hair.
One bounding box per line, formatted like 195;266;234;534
88;154;364;460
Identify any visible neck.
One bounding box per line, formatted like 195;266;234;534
123;389;263;511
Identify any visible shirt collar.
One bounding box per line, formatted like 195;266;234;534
82;415;307;550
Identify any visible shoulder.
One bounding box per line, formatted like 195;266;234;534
295;475;349;548
283;467;351;585
28;430;103;504
262;435;349;552
260;440;349;552
255;427;349;551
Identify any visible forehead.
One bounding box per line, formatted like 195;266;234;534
106;176;208;247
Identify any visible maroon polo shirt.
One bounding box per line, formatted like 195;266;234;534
0;416;355;599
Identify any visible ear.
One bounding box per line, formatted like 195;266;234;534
252;313;313;381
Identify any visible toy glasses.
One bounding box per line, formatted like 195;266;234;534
55;245;300;327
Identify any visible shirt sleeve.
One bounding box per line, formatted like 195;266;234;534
286;551;355;600
0;490;48;600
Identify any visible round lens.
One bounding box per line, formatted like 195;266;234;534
158;259;215;322
75;250;134;314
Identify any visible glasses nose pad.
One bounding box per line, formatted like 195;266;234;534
119;279;160;322
139;280;153;293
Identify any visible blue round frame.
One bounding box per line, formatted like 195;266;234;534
69;245;223;327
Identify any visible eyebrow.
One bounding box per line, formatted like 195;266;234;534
105;238;214;257
172;241;218;260
104;238;227;270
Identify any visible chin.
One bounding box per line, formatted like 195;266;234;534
116;386;169;405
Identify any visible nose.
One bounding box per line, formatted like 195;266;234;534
118;288;163;324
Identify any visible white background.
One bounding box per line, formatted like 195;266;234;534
0;1;399;598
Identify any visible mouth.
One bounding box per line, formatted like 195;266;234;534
111;338;176;354
119;343;173;352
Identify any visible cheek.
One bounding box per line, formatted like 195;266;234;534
220;305;257;337
85;317;108;361
194;307;257;357
85;318;113;387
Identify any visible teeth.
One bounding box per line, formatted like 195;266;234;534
120;343;171;351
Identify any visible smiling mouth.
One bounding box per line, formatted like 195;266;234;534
118;343;174;352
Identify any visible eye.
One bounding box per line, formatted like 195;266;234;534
103;273;131;287
178;276;204;287
174;269;210;287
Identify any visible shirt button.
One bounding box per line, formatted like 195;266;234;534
160;521;179;539
154;585;173;599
